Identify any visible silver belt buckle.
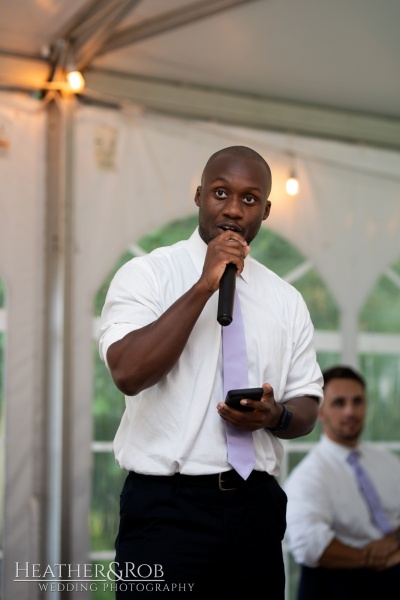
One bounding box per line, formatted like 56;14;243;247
218;472;237;492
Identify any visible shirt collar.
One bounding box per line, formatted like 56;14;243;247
188;227;250;283
320;434;361;462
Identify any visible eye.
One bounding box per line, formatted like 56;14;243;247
215;189;227;199
332;398;345;408
243;195;256;205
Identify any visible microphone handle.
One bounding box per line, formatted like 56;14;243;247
217;263;236;326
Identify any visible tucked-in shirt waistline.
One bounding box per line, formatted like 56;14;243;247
130;469;273;492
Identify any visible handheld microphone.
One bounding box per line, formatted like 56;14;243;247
217;263;236;326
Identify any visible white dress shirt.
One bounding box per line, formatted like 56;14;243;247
284;435;400;567
99;228;323;476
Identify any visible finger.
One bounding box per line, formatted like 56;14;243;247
217;402;259;430
239;399;257;411
219;231;248;247
262;383;274;397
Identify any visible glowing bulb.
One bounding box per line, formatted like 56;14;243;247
66;70;85;93
286;175;299;196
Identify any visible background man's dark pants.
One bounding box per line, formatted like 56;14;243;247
298;563;400;600
115;470;287;598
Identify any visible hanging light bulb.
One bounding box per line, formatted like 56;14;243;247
286;171;299;196
285;149;299;196
66;68;85;93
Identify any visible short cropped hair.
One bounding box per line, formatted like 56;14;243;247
322;365;366;390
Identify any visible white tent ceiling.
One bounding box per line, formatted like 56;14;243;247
1;0;400;150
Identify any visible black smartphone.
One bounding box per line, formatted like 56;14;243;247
225;387;263;412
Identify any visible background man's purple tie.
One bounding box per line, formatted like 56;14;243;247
347;450;393;535
222;290;256;480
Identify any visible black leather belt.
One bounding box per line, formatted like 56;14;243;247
131;469;271;492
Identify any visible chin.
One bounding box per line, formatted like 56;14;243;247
340;432;362;443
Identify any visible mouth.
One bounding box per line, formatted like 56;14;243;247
218;223;241;233
341;420;360;428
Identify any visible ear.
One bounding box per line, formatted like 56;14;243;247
262;200;271;221
194;186;201;207
317;404;325;423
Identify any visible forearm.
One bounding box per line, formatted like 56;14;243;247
273;396;319;440
319;538;368;569
107;280;213;395
319;535;400;570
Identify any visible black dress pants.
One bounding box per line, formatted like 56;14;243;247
297;563;400;600
114;470;287;598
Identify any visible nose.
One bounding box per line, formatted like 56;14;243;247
343;401;357;417
222;196;243;218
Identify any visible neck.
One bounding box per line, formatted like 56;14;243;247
324;431;360;449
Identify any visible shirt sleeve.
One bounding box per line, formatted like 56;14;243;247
284;460;336;567
98;257;162;369
282;292;323;402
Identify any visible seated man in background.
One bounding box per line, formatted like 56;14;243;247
284;365;400;600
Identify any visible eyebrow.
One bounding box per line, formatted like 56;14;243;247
330;395;365;403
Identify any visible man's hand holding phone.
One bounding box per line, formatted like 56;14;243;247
217;383;288;432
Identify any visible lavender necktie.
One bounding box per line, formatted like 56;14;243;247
347;450;393;535
222;290;256;480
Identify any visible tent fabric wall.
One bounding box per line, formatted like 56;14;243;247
0;94;47;599
1;92;400;598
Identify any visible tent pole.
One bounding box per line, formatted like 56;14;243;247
43;94;76;600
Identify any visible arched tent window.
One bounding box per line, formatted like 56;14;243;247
282;257;400;600
359;256;400;441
